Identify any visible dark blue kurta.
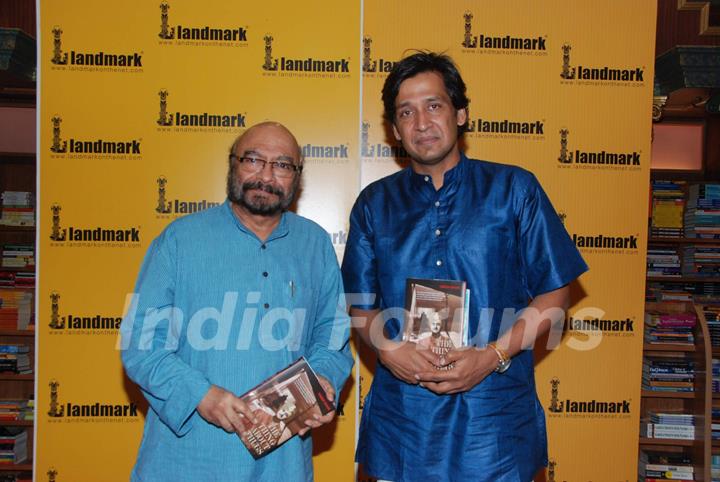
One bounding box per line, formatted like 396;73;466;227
342;154;588;482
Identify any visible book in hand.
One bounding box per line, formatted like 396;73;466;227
403;278;469;365
237;357;333;459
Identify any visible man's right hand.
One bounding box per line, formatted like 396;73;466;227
197;385;257;434
378;341;438;384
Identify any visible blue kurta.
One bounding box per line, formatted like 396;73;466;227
342;155;588;482
121;201;353;482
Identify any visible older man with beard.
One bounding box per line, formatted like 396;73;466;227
121;121;353;482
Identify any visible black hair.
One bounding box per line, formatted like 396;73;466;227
381;51;470;133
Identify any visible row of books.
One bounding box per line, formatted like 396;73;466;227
0;245;33;270
0;399;33;422
0;290;33;330
644;309;696;346
639;449;693;481
0;272;34;289
650;180;685;238
0;191;34;228
642;355;695;393
0;344;31;375
0;428;27;465
647;246;681;277
713;454;720;482
686;184;720;239
683;245;720;276
641;412;696;440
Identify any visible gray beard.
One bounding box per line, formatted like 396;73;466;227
226;166;298;216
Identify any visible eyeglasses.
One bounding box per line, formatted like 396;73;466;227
230;155;302;178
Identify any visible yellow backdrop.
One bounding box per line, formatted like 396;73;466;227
37;1;656;480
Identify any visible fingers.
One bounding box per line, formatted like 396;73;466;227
415;368;457;383
420;381;460;395
300;410;336;435
317;376;336;403
415;346;439;365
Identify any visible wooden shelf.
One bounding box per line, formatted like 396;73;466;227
0;420;32;427
639;437;696;447
649;237;720;245
647;276;720;283
0;374;33;381
0;267;34;273
0;461;32;472
642;390;696;399
643;343;696;352
0;226;34;233
0;330;34;337
0;152;35;165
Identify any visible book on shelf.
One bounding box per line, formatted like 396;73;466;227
0;427;27;465
237;357;333;459
402;278;470;363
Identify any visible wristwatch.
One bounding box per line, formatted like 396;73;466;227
487;342;512;373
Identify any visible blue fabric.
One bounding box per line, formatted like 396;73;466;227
121;201;353;482
342;154;588;482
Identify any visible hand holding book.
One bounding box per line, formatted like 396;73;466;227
414;346;499;395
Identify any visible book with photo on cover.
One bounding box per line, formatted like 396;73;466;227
403;278;470;361
237;357;333;459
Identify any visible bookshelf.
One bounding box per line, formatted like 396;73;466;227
641;180;720;480
640;301;712;480
0;150;35;476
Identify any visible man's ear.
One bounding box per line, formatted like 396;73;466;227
456;107;468;127
392;123;401;141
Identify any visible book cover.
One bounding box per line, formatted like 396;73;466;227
237;357;333;459
402;278;468;360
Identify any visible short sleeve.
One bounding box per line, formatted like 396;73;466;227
517;174;588;298
341;193;380;310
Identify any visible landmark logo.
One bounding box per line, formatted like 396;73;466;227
49;291;64;330
466;116;545;141
360;121;409;160
557;129;641;171
561;212;639;254
566;315;635;336
361;36;397;75
47;468;58;482
261;33;351;79
560;44;645;86
48;204;141;248
154;176;221;217
48;380;64;417
47;378;139;422
51;27;68;65
262;35;278;71
461;11;547;55
50;117;67;154
49;116;142;159
49;204;66;242
48;291;122;334
300;143;350;164
156;90;247;132
548;377;631;418
549;377;563;413
49;26;143;72
157;1;248;46
547;458;557;482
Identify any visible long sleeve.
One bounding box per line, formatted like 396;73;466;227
304;237;354;396
120;228;211;436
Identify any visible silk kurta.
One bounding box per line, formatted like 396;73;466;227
342;155;588;482
121;201;353;481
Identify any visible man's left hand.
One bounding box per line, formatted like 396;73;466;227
414;347;498;395
298;376;336;436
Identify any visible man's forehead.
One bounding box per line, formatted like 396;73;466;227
235;126;300;157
